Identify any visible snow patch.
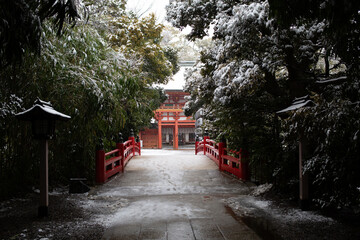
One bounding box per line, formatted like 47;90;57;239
78;195;130;227
49;187;68;196
226;196;334;224
33;188;40;194
251;183;273;196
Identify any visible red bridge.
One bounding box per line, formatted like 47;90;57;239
96;133;250;184
195;136;250;181
94;141;258;239
96;133;141;183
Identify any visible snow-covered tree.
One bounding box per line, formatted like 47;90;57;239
269;0;360;209
168;0;359;208
161;25;213;62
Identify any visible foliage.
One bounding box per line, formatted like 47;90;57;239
0;1;176;199
163;46;180;74
39;0;82;35
268;0;360;68
284;89;360;208
268;0;360;209
0;0;83;68
167;0;359;208
165;0;217;40
106;12;174;85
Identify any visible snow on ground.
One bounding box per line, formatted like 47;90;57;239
48;187;68;196
226;184;333;223
226;195;333;223
142;148;194;155
223;184;360;240
0;192;105;240
78;193;130;227
250;183;273;197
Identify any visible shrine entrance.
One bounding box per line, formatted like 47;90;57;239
161;126;195;149
140;90;196;150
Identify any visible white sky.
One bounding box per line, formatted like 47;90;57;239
157;67;187;90
126;0;170;23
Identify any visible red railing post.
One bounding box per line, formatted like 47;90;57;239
129;136;135;156
218;141;225;171
117;142;125;173
240;149;250;180
138;141;141;155
96;148;105;183
203;136;209;155
195;135;199;155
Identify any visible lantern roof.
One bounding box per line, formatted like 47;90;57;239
277;95;315;115
16;98;71;121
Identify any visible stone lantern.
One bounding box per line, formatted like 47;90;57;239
16;98;71;217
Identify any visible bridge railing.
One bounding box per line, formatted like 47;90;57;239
222;148;250;180
195;136;250;181
96;134;141;183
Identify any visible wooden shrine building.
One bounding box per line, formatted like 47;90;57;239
140;90;196;149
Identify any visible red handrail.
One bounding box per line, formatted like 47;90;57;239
96;136;141;183
195;137;249;181
105;149;120;157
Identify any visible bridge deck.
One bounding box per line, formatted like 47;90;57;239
95;149;260;240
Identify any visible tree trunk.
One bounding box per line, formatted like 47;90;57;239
284;45;310;98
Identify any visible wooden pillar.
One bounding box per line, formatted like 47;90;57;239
158;121;162;149
195;140;198;155
174;120;178;150
240;149;250;181
39;139;49;217
96;149;105;183
218;141;225;172
203;136;210;155
299;135;309;210
117;142;125;173
128;136;135;156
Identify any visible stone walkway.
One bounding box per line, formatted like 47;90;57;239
96;149;260;240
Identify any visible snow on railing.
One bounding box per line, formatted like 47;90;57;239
96;135;141;183
195;136;250;181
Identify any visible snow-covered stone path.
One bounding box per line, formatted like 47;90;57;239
91;149;260;240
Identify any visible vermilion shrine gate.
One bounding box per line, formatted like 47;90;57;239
140;90;196;149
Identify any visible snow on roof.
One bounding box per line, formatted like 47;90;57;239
316;76;347;84
277;96;315;114
16;99;71;121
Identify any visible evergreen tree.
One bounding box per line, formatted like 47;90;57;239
167;0;359;208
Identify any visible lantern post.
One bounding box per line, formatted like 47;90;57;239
277;96;314;210
16;98;71;217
